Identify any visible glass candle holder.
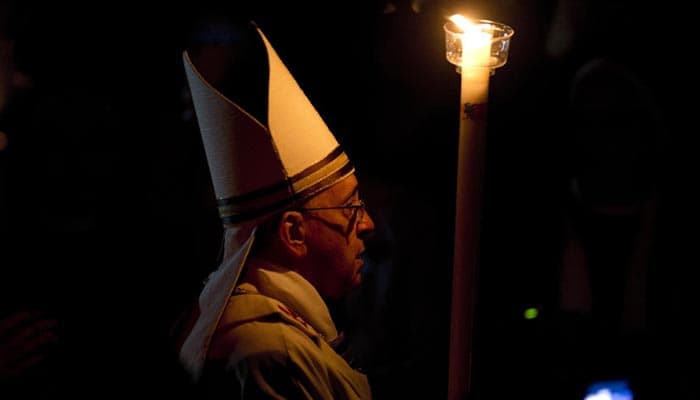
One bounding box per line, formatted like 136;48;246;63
444;19;514;74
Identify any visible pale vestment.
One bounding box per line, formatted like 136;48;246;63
204;258;372;399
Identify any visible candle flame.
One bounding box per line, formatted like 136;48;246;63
448;14;474;32
448;14;492;53
447;14;493;68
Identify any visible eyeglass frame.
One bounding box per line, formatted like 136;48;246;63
295;200;367;225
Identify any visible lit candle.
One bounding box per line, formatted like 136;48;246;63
443;16;512;399
450;14;493;119
447;14;493;400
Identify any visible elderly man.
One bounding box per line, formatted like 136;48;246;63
175;23;375;399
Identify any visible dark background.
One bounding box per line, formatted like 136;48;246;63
1;0;698;399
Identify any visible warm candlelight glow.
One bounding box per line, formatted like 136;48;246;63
444;13;513;400
448;14;471;28
448;15;492;68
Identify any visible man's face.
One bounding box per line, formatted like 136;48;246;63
300;174;375;301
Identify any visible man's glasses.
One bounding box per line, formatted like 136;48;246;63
297;200;367;225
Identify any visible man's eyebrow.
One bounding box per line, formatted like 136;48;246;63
341;186;359;203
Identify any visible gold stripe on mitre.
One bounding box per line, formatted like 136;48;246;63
217;146;354;224
290;146;354;200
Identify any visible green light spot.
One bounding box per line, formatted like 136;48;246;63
524;308;539;320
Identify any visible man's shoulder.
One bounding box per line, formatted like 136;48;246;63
223;290;318;333
209;292;323;360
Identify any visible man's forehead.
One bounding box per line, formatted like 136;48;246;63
319;174;359;202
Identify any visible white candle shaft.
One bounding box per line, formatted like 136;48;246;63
448;63;491;400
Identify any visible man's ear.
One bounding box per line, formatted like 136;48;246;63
278;211;307;258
